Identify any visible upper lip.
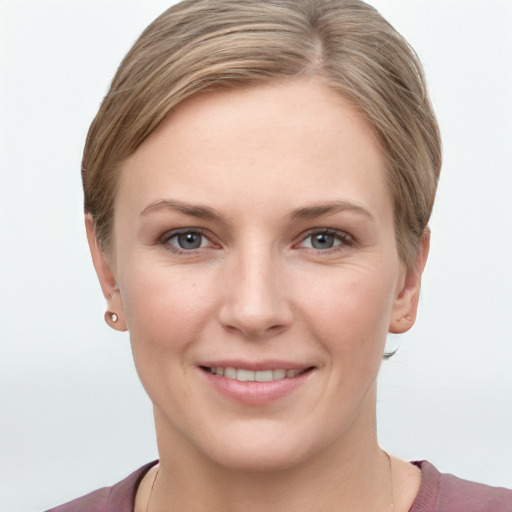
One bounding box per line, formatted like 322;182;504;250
198;360;314;371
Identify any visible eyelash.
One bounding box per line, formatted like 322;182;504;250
296;228;354;252
159;228;354;254
160;228;216;254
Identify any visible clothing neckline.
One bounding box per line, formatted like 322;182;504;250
117;460;436;512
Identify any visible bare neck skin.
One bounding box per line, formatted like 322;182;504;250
135;384;420;512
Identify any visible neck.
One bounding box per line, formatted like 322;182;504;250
148;388;393;512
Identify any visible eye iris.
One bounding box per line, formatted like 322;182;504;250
311;233;334;249
177;232;202;249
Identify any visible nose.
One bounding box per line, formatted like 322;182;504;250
217;247;294;340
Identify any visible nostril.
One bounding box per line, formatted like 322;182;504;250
216;278;294;338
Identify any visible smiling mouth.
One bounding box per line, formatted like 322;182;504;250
200;366;314;382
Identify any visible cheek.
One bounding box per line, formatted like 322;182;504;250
119;259;217;354
297;265;397;358
118;263;219;404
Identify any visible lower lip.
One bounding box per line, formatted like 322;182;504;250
199;368;313;405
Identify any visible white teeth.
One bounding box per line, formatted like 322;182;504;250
224;367;237;379
207;366;307;382
236;369;255;381
273;369;286;379
255;370;273;382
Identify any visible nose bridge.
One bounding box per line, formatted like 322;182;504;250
218;240;292;338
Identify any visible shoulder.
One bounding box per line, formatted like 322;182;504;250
410;460;512;512
45;486;110;512
44;461;158;512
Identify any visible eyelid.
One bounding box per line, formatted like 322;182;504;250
159;227;219;253
160;227;208;243
158;227;354;254
295;228;355;250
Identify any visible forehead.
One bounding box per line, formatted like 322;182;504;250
117;79;391;224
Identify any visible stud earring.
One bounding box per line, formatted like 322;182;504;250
105;311;118;325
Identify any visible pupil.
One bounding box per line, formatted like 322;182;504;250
312;233;333;249
178;232;201;249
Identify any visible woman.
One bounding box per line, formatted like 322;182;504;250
47;0;511;511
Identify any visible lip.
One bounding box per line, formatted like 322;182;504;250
198;359;312;372
198;360;315;405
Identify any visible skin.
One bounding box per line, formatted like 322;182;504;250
87;79;428;511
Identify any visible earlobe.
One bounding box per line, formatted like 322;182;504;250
389;229;430;334
85;214;127;332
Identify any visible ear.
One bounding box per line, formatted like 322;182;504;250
389;229;430;334
85;214;127;332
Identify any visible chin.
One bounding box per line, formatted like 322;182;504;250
207;440;312;473
187;418;336;474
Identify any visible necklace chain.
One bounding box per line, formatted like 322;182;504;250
385;450;395;512
145;466;159;512
145;452;394;512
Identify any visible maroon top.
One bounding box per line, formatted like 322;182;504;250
46;460;512;512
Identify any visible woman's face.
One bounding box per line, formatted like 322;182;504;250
89;79;424;471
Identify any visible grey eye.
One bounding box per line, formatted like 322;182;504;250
298;230;351;251
175;232;203;250
310;233;336;249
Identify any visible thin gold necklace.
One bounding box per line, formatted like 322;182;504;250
145;452;395;512
385;450;395;511
145;465;159;512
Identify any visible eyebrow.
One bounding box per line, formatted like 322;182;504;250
290;201;374;221
140;198;374;223
140;199;222;221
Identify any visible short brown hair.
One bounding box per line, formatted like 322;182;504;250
82;0;441;268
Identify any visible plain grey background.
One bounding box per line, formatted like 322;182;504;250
0;1;511;510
